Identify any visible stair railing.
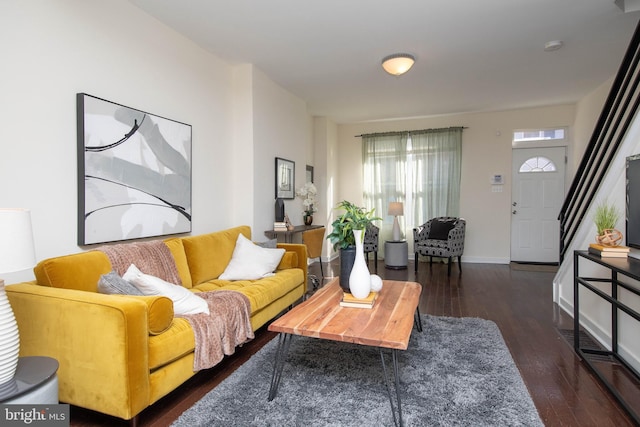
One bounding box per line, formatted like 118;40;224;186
559;20;640;262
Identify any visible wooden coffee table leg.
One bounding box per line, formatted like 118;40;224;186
268;333;293;401
380;348;404;427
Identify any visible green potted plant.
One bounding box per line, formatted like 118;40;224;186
327;200;380;291
594;201;622;247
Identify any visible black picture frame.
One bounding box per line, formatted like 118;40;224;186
275;157;295;199
306;165;314;183
77;93;192;245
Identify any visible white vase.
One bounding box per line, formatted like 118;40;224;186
0;280;20;384
349;229;371;299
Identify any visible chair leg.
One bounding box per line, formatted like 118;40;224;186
429;256;433;266
458;256;462;273
319;259;324;279
447;257;452;276
374;251;378;273
414;253;418;272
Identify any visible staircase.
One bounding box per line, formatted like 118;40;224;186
559;20;640;261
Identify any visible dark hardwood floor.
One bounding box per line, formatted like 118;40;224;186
70;259;636;426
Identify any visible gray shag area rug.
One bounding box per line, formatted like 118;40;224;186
172;315;543;427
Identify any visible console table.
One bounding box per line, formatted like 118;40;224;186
573;250;640;424
264;224;323;243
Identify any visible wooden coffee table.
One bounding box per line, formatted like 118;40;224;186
268;278;422;427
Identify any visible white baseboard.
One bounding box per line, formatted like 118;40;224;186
458;256;511;264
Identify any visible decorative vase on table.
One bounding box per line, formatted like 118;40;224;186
303;214;313;226
596;228;623;247
339;247;356;292
349;229;371;299
0;280;19;384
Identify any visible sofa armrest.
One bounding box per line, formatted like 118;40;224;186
277;243;308;287
6;282;153;421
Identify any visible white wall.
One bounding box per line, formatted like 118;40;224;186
1;0;312;283
313;117;338;259
336;104;576;262
251;68;313;237
572;76;615;177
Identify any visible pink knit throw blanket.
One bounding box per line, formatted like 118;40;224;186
98;240;182;286
179;290;254;371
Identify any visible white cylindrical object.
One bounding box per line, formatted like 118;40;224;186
0;280;19;384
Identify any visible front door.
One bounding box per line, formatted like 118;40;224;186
510;146;566;263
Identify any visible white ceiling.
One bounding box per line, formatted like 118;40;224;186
130;0;640;124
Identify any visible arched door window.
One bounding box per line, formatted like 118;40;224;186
519;156;557;173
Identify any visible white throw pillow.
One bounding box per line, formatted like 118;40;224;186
219;233;285;281
123;264;209;315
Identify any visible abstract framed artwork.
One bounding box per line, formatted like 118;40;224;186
77;93;192;245
275;157;295;199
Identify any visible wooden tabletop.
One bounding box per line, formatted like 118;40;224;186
268;278;421;350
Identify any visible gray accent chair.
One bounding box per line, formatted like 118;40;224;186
363;224;379;273
413;217;465;275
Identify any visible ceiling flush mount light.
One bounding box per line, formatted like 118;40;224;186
381;53;415;76
544;40;564;52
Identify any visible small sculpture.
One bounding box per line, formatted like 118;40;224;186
370;274;383;292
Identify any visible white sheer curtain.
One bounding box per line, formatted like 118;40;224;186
410;128;462;226
362;133;407;252
362;127;463;255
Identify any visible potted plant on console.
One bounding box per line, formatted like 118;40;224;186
594;201;622;247
327;200;380;297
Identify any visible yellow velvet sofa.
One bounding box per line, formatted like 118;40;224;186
6;225;307;424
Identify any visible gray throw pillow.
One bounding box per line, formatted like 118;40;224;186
98;271;144;295
255;238;278;249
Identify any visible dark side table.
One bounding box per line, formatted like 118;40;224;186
0;356;59;404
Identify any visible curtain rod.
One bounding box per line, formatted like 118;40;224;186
354;126;468;138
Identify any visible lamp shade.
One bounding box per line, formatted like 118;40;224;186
388;202;404;216
0;209;36;274
381;54;415;76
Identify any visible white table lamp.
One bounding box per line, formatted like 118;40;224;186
388;202;404;241
0;208;36;384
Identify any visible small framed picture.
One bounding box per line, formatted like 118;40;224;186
306;165;314;183
275;157;295;199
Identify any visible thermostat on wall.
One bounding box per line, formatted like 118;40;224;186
491;174;504;185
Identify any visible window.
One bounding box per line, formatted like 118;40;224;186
513;128;565;142
362;128;463;244
519;156;557;173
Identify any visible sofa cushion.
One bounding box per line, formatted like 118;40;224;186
123;264;209;315
163;238;193;289
255;238;278;248
34;251;112;292
193;268;304;312
181;226;251;285
97;271;144;295
219;234;285;281
276;251;298;270
136;295;174;335
428;219;457;240
147;317;194;370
